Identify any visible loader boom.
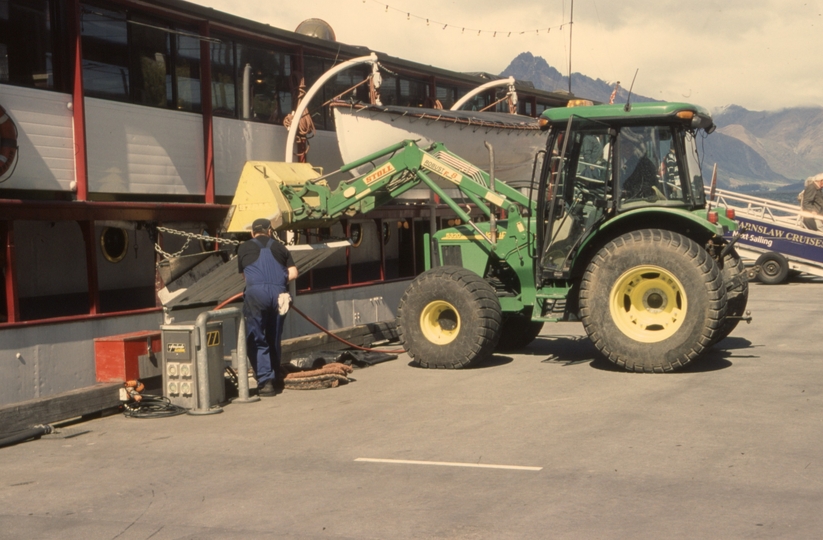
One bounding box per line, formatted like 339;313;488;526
229;139;535;256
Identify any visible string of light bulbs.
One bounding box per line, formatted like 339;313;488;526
362;0;569;37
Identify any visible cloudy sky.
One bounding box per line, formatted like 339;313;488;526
189;0;822;112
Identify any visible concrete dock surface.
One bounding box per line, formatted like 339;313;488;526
1;278;821;539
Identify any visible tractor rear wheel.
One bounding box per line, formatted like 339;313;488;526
579;229;727;372
397;266;502;369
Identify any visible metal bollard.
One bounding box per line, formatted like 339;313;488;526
188;307;259;416
232;315;259;403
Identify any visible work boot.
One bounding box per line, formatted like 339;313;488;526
258;381;276;397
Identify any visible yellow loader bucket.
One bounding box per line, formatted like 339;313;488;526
226;161;328;233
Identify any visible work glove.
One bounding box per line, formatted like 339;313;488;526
278;292;291;315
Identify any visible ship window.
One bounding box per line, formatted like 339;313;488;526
398;77;429;107
174;34;201;112
130;18;171;108
0;0;65;91
436;85;458;109
454;88;488;111
81;6;130;101
210;37;235;117
237;43;293;125
80;3;201;112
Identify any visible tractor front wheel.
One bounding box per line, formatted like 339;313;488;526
397;266;502;369
579;229;727;372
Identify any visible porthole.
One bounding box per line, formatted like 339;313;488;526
199;227;213;252
100;227;128;263
350;223;363;247
382;222;391;245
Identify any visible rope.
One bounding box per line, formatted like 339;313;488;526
479;94;512;113
283;73;316;163
320;77;372;108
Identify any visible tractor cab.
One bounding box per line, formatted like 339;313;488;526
535;102;716;283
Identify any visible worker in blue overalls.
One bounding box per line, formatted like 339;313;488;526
237;218;298;397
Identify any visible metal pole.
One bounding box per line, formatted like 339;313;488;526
429;192;439;268
233;314;258;403
189;312;222;415
568;0;574;94
242;64;251;120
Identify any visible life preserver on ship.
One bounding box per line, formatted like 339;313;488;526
0;104;20;181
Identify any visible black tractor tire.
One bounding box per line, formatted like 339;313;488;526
579;229;727;372
397;266;502;369
756;252;789;285
711;248;749;346
496;318;544;351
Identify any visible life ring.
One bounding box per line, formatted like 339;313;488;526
0;104;19;180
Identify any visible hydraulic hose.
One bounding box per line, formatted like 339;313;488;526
0;424;52;449
215;293;405;354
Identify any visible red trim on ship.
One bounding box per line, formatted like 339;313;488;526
200;21;216;204
2;221;19;323
0;307;162;330
68;0;88;201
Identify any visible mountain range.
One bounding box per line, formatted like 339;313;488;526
500;52;823;192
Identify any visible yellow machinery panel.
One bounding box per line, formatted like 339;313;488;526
227;161;328;233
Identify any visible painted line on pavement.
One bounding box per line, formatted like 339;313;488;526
354;458;542;471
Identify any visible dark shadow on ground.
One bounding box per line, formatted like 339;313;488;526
588;352;733;373
713;336;754;350
469;355;515;369
529;335;601;367
527;334;746;373
405;334;757;373
406;356;514;369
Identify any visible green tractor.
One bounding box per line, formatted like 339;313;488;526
231;101;747;372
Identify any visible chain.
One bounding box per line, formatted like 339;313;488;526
152;225;348;260
154;226;242;260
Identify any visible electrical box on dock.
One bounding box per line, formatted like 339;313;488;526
161;322;225;409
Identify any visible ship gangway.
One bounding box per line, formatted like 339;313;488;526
710;187;823;284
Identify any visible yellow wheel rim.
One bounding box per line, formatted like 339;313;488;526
419;300;461;345
609;265;687;343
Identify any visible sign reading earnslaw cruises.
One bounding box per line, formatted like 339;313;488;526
732;216;823;264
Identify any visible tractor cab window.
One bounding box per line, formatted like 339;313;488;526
684;130;706;206
616;126;694;209
537;116;611;279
